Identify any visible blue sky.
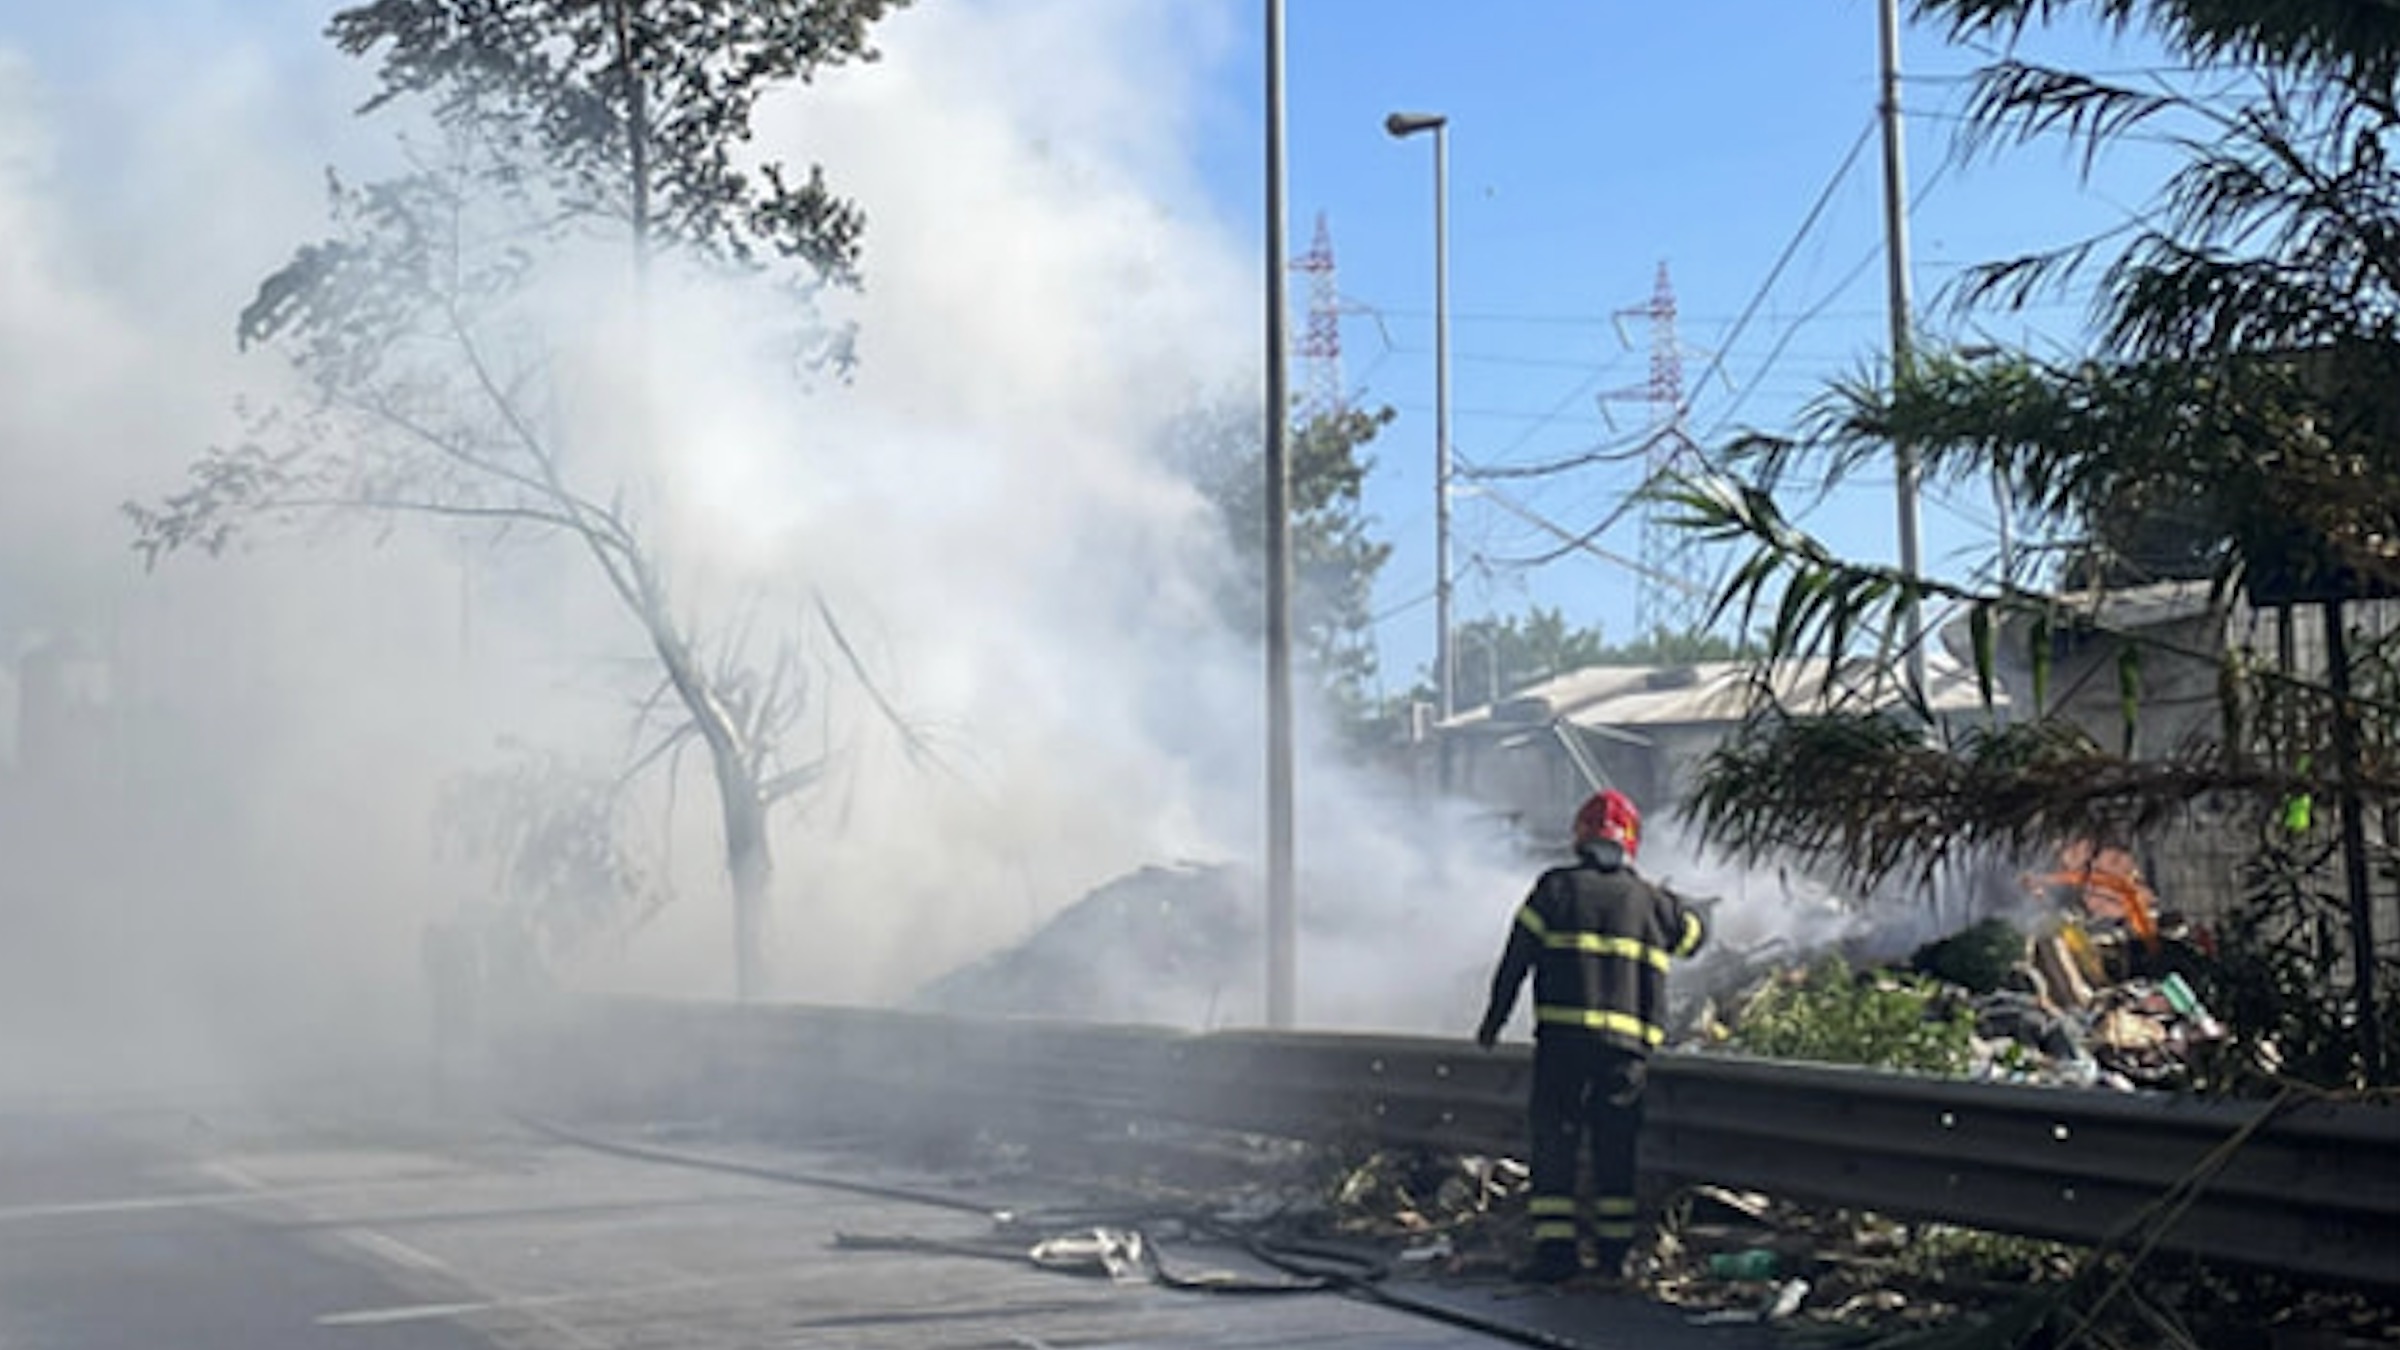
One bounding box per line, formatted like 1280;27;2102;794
1196;3;2184;688
1;0;2183;693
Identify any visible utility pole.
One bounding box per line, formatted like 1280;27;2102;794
1878;0;1927;701
1263;0;1298;1030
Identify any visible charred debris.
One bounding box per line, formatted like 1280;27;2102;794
897;853;2395;1348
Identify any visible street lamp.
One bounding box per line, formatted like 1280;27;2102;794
1385;111;1454;723
1263;0;1297;1029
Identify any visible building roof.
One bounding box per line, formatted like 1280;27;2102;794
1440;649;1997;735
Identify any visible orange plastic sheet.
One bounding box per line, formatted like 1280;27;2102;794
2031;840;2161;953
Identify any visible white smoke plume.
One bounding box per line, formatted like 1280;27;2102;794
15;0;2002;1101
2;0;1557;1103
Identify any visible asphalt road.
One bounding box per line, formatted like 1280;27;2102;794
0;1087;1778;1349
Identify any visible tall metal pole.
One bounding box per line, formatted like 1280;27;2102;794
1994;476;2015;585
1878;0;1927;700
1263;0;1298;1030
1384;112;1454;720
1433;122;1455;721
2324;601;2387;1081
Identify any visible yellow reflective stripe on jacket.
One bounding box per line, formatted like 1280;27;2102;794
1593;1196;1637;1217
1517;904;1681;970
1674;910;1705;957
1527;1196;1578;1217
1542;931;1670;971
1531;1220;1580;1242
1592;1218;1638;1240
1535;1005;1666;1046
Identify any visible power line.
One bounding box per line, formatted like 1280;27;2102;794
1925;484;1999;534
1370;587;1436;626
1677;116;1879;444
1901;104;2195;148
1697;134;1964;443
1367;303;1905;327
1456;118;1877;486
1453;420;1674;478
1423;117;1922;620
1389;401;1625;426
1467;478;1713;598
1898;64;2216;84
1461;355;1628;468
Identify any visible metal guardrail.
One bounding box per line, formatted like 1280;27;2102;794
511;998;2400;1289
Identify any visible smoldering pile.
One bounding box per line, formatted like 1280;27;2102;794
905;856;1506;1033
1683;899;2236;1092
909;863;1262;1027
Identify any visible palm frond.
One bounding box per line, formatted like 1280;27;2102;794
1955;60;2181;178
1687;711;2341;887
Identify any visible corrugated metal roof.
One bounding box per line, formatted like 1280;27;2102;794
1444;651;1996;733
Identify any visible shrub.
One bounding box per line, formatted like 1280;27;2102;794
1728;958;1975;1074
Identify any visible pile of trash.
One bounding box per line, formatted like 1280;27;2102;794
1636;1183;2400;1346
910;863;1260;1026
1692;842;2239;1092
906;859;1502;1035
1937;852;2234;1091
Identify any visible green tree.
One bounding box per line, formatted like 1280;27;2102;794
126;0;905;1000
1448;607;1609;705
1405;609;1752;711
326;0;896;276
1588;624;1755;668
1667;0;2400;1083
433;744;672;962
1171;398;1396;739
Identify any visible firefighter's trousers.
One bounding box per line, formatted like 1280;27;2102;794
1526;1034;1647;1263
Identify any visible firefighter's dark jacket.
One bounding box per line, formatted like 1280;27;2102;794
1481;842;1709;1055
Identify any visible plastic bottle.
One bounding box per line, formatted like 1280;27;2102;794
1766;1277;1810;1319
2159;972;2226;1038
1706;1248;1780;1280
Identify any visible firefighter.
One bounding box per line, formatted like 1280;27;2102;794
1475;788;1709;1284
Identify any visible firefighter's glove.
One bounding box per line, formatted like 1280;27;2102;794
1474;1015;1502;1050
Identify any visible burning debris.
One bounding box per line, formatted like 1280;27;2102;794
1688;844;2237;1092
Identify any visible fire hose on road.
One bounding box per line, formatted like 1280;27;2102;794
503;996;2400;1291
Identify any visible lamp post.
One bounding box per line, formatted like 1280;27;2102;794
1263;0;1297;1029
1385;110;1454;722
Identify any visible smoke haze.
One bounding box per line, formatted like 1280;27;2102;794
5;3;1995;1105
0;0;1569;1106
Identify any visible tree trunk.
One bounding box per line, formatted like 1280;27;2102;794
611;0;651;274
635;598;773;1002
714;751;773;1002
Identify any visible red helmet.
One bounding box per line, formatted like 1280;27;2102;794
1573;789;1640;856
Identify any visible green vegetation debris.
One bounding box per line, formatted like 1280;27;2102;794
1726;958;1976;1075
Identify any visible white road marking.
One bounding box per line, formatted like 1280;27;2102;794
196;1159;271;1192
319;1299;495;1327
317;1271;777;1332
0;1181;384;1223
202;1144;606;1347
338;1228;452;1274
